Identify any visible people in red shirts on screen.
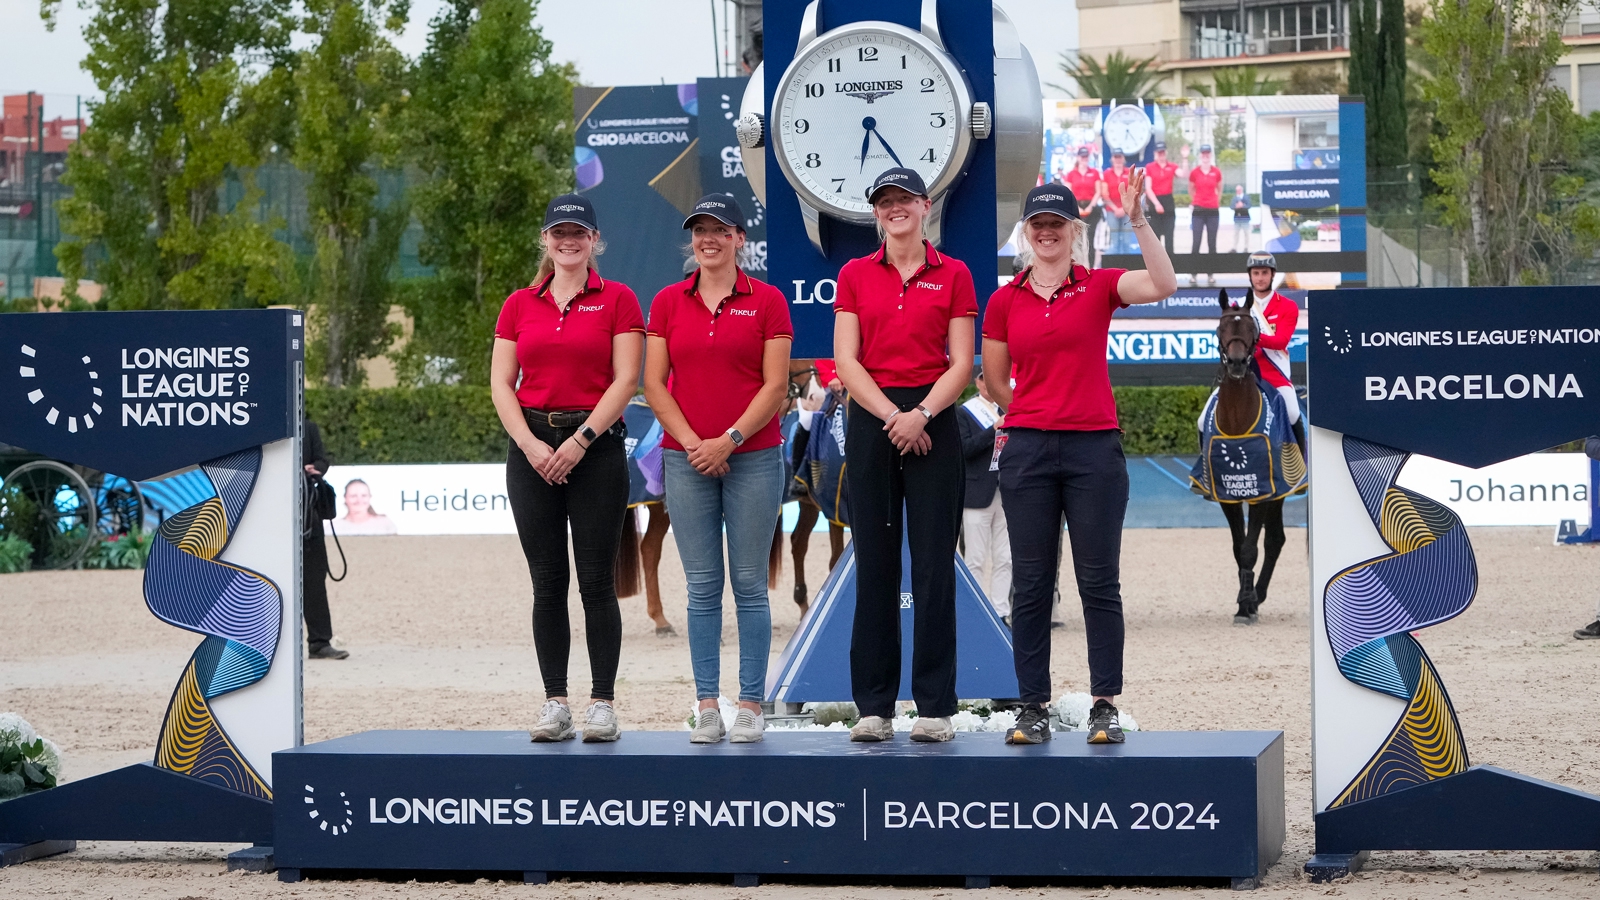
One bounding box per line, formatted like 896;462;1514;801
644;194;793;745
834;167;977;745
1186;144;1224;286
491;194;644;745
982;175;1177;747
1143;141;1180;252
1103;150;1133;255
1063;146;1103;244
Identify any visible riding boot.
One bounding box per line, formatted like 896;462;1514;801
1291;419;1307;458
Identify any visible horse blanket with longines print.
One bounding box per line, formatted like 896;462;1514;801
1189;378;1307;503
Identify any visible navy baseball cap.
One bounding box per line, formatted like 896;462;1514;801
1199;143;1214;153
1022;184;1081;223
1075;146;1090;157
683;193;746;230
866;167;929;201
1154;141;1167;151
543;194;597;231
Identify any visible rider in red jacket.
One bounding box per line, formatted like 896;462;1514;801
1244;251;1304;451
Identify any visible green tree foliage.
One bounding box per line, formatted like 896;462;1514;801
1349;0;1408;167
397;0;577;385
296;0;410;387
1418;0;1600;284
1191;66;1285;97
1051;50;1165;100
41;0;297;309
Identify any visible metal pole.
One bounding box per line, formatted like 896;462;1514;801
33;92;45;296
710;0;720;76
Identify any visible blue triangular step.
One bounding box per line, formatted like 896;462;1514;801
0;763;273;844
1315;765;1600;853
765;538;1019;704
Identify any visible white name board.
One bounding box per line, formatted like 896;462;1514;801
1394;452;1590;526
322;464;516;535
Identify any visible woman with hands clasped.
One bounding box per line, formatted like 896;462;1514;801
491;194;645;744
982;174;1176;747
644;194;793;745
834;168;979;744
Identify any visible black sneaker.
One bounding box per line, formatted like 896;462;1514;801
309;644;349;660
1575;620;1600;640
1006;705;1052;744
1086;700;1124;744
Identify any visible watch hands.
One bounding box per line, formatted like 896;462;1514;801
859;116;905;172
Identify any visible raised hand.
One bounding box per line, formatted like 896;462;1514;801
1122;169;1148;225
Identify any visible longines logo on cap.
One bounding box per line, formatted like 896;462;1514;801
18;344;102;433
304;784;354;836
1036;194;1066;203
699;201;728;209
554;204;586;212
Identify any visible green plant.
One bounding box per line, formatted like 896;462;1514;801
1113;386;1215;455
82;531;154;570
1191;66;1284;97
1050;50;1165;100
0;535;33;574
0;717;60;800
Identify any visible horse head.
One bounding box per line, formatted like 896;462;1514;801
1215;290;1259;382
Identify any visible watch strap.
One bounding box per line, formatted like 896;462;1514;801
726;427;745;447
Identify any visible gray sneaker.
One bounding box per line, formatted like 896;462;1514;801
910;716;954;742
690;706;725;744
529;700;574;742
849;715;894;742
581;701;621;742
729;708;765;743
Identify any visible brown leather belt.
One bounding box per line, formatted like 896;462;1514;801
523;409;591;429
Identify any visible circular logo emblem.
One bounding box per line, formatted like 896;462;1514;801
304;784;353;836
19;344;103;433
1323;326;1353;354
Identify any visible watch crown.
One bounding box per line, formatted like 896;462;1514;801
971;102;992;140
736;112;766;149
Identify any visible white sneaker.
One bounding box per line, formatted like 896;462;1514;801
581;700;621;742
849;715;894;742
690;706;725;744
910;716;954;742
729;708;765;743
529;700;574;742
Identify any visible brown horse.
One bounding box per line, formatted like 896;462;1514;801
1212;292;1287;625
629;360;846;633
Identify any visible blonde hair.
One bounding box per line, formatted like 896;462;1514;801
1015;217;1089;271
681;220;757;271
532;228;606;284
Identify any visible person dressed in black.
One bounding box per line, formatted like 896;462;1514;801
302;417;347;660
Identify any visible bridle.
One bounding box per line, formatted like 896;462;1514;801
1216;305;1260;382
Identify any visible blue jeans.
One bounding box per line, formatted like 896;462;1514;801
664;446;785;702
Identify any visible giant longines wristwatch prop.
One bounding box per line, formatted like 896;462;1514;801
736;0;1041;254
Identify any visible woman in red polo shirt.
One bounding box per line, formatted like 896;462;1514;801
982;177;1176;747
834;168;978;744
644;194;793;745
491;194;645;745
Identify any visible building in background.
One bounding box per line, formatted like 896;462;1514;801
2;94;83;187
1552;2;1600;115
1;93;86;302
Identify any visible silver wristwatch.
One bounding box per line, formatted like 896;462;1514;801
726;427;745;447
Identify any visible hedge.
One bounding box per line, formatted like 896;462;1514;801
305;384;1216;464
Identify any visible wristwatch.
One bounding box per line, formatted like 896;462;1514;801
578;425;598;444
916;405;933;420
726;427;745;447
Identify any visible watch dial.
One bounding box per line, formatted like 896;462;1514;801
1104;106;1152;154
776;30;961;219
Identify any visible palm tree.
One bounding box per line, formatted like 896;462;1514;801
1191;65;1285;97
1051;50;1165;100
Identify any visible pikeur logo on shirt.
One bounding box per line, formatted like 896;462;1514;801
915;281;943;291
726;308;758;317
576;304;605;312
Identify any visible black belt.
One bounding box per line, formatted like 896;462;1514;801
524;408;591;428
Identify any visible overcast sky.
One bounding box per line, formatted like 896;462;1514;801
2;1;1078;118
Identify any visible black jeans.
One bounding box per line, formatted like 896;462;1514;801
505;411;628;701
998;428;1129;702
845;386;964;719
302;531;333;651
1191;207;1220;255
1151;194;1176;252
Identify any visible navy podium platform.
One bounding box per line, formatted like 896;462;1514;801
274;729;1285;886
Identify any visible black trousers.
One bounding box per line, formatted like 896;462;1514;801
998;428;1129;702
845;386;964;719
505;412;628;701
1191;207;1220;255
302;531;333;651
1150;194;1177;252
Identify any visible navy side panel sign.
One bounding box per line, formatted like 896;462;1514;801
1309;286;1600;468
0;309;302;480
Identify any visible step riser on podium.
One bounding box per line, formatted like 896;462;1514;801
275;731;1284;880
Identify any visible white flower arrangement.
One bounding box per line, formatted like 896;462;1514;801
680;695;1139;734
0;713;63;800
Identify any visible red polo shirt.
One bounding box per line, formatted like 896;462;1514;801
494;268;644;410
1102;166;1132;212
982;265;1127;432
648;268;794;453
835;241;978;388
1147;160;1179;195
1189;165;1223;209
1063;166;1101;211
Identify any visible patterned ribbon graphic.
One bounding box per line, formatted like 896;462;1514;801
1324;436;1475;807
145;448;279;799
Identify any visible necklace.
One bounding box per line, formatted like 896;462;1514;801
1029;268;1073;294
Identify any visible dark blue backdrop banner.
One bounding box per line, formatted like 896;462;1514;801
764;0;997;358
0;309;302;480
1308;286;1600;468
